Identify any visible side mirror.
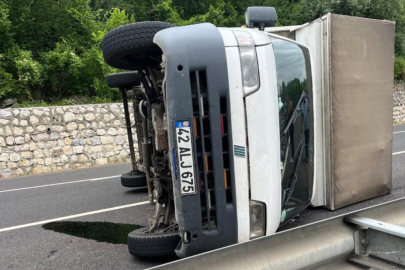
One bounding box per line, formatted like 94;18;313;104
245;7;277;30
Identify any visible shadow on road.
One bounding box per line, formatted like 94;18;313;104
124;187;149;194
43;221;179;264
42;221;141;245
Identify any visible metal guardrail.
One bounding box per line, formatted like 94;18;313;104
150;198;405;270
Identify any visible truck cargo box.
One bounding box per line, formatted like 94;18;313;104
268;14;395;210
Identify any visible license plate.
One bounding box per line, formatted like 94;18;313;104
175;121;196;195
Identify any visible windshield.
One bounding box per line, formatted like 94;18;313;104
269;35;314;224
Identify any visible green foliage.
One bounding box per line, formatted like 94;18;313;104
41;42;84;99
106;8;135;30
0;0;133;104
0;0;404;106
14;48;44;100
197;1;239;27
14;50;43;85
0;64;15;99
395;57;405;80
153;0;239;26
153;0;182;24
84;8;134;102
0;2;13;52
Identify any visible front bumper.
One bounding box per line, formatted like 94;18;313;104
154;23;237;257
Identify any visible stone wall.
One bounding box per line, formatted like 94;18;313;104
394;81;405;124
0;104;135;178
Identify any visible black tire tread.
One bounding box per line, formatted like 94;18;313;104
106;72;140;88
128;230;180;257
102;21;174;69
121;171;147;187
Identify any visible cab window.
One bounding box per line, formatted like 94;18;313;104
269;35;314;224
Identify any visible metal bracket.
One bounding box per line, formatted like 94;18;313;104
345;216;405;269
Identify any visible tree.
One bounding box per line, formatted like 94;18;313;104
0;0;404;105
301;0;405;55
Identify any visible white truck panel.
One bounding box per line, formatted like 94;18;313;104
218;28;238;47
225;47;251;242
246;44;281;235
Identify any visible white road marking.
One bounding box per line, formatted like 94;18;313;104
0;201;149;233
0;175;120;193
393;151;405;156
393;130;405;134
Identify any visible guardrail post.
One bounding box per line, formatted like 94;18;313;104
345;216;405;269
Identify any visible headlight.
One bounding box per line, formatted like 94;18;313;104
250;200;266;239
233;31;260;96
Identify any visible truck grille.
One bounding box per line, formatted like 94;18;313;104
190;70;232;230
220;97;233;204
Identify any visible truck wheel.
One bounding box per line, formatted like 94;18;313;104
121;171;147;188
128;229;180;257
102;21;175;70
106;72;141;88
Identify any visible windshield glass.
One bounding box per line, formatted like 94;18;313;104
269;35;314;224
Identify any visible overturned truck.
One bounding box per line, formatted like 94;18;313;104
101;7;395;258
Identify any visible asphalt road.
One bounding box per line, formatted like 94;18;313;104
0;125;404;270
0;164;167;270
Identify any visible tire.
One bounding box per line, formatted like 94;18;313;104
128;229;181;257
102;21;175;70
106;72;141;88
121;171;147;188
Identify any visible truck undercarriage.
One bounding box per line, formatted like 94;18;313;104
103;21;238;257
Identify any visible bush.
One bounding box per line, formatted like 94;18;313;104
395;57;405;80
0;1;133;106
